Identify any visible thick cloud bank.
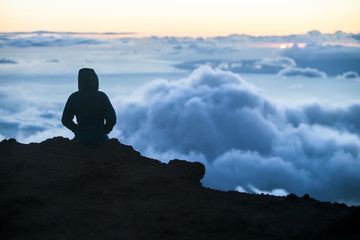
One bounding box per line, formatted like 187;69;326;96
114;67;360;205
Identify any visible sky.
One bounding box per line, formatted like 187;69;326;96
1;1;360;206
1;0;359;37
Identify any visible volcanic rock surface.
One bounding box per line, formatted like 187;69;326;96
1;137;359;240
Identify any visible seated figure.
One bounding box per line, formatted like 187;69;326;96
62;68;116;147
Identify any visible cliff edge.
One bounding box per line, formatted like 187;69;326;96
1;137;359;240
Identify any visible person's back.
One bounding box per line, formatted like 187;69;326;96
62;68;116;147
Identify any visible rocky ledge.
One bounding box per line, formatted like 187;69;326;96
1;137;359;240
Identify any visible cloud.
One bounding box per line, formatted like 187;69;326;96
168;41;238;55
46;59;59;63
175;57;329;78
0;86;70;141
337;71;359;80
175;59;281;74
352;34;360;41
185;44;237;55
0;133;5;141
1;31;135;37
237;184;289;197
0;58;17;64
209;31;358;46
287;103;360;135
113;67;360;205
281;44;360;76
174;39;360;76
0;35;104;48
278;67;327;78
255;56;296;68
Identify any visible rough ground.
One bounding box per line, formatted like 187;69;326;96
1;137;359;240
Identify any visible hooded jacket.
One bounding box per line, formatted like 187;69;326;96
62;68;116;147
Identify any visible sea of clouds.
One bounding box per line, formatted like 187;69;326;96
1;66;360;205
1;31;360;205
113;66;360;205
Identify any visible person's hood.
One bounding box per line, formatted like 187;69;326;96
78;68;99;91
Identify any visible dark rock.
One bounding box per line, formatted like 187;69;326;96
302;193;310;200
168;159;205;182
285;193;299;203
1;137;359;240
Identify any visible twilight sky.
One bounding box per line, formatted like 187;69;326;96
1;0;359;37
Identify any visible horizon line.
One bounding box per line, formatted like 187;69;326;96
1;29;360;39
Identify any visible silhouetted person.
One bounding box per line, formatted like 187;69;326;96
62;68;116;147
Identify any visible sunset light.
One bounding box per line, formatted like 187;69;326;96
1;0;359;37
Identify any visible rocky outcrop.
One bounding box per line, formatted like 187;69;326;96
1;137;359;240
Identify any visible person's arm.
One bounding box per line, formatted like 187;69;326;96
61;96;78;132
103;95;116;134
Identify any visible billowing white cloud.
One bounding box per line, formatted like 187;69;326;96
278;67;327;78
113;67;360;205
